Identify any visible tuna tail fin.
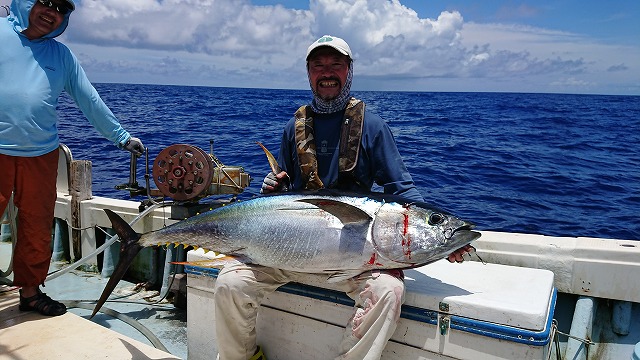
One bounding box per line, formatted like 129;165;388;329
90;209;143;319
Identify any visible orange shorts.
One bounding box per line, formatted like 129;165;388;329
0;149;59;286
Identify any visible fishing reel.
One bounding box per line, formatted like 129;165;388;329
118;141;252;203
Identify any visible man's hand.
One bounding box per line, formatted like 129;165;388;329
447;244;474;263
123;137;144;157
260;171;289;194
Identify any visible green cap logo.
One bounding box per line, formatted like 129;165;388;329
317;36;333;44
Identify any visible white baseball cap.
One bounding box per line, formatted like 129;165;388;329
306;35;352;60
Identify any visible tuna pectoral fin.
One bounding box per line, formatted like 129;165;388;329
90;209;143;319
297;199;372;224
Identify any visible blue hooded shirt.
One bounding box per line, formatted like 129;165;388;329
0;0;131;157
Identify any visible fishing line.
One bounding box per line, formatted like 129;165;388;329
48;203;182;355
547;319;595;360
547;320;561;360
45;199;181;305
46;202;163;281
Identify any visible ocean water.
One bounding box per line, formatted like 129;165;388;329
56;84;640;241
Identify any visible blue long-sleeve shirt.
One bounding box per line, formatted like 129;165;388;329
277;107;424;203
0;0;131;157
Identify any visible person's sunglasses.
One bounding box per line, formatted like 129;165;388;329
37;0;70;15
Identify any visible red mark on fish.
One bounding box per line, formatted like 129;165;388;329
403;211;412;259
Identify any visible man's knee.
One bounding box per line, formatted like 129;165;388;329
382;283;404;307
372;274;405;316
214;271;249;301
213;266;268;310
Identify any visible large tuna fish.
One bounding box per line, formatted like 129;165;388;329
91;190;480;318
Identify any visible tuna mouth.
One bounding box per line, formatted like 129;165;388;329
457;223;475;232
450;224;481;242
445;221;479;239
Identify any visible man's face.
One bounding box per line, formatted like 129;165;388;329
307;48;351;101
25;1;66;39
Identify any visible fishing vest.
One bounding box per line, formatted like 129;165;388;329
294;97;365;190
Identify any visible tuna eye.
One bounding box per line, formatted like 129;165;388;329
428;213;445;225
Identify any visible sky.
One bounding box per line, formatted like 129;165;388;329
16;0;640;95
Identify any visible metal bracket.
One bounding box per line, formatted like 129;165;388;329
439;316;450;335
439;301;450;312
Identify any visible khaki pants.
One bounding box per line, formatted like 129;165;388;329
214;260;404;360
0;150;59;286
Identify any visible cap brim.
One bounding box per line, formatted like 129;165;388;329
61;0;75;11
306;45;350;60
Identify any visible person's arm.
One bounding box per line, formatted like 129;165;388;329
62;48;132;148
366;112;423;202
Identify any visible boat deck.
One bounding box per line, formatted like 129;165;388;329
0;242;188;360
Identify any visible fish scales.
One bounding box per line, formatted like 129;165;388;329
91;191;481;318
137;193;476;272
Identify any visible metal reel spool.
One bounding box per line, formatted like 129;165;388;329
152;144;215;201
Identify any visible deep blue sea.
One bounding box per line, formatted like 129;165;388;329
57;84;640;241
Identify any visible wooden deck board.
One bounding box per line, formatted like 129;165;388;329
0;287;181;360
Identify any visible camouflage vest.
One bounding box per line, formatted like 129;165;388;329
294;97;365;190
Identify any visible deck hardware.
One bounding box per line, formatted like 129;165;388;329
439;316;450;335
439;302;449;312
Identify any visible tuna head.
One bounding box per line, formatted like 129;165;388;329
371;202;480;266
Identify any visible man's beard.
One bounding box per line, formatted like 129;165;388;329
309;64;353;114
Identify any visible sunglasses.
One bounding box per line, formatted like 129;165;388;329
37;0;70;15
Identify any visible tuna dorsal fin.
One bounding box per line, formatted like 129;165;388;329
297;198;372;224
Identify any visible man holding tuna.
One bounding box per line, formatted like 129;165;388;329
213;35;472;360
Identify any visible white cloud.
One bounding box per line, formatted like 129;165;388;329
60;0;639;94
459;22;639;93
70;0;313;57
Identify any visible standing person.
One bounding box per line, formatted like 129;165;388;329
213;35;472;360
0;0;144;316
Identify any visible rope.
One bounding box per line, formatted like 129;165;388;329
547;319;595;360
46;203;162;281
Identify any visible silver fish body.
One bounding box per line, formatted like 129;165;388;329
141;191;480;277
91;191;479;318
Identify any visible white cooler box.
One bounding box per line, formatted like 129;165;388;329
186;252;556;360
